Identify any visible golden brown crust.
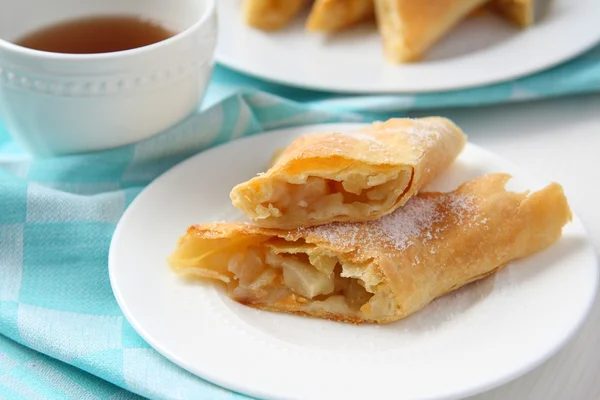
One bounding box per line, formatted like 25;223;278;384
239;301;365;324
243;0;307;31
306;0;375;32
170;174;572;324
374;0;492;63
230;117;467;229
490;0;538;28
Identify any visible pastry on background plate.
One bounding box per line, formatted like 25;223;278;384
306;0;375;32
230;117;467;229
490;0;551;28
374;0;491;62
169;174;572;324
243;0;307;31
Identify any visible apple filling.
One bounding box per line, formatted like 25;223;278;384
169;233;401;321
253;172;412;222
211;240;397;320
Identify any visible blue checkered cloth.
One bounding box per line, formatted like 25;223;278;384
1;43;600;400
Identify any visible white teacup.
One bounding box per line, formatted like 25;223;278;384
0;0;217;157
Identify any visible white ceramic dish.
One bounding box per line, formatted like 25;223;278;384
215;0;600;94
109;123;598;400
0;0;217;156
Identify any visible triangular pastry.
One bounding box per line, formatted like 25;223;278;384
306;0;375;32
374;0;492;62
243;0;307;31
230;117;467;229
490;0;550;28
169;174;572;324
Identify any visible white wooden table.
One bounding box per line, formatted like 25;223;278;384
412;93;600;400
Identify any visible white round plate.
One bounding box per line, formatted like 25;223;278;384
215;0;600;93
110;123;598;400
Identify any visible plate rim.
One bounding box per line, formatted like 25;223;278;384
109;122;600;400
214;0;600;94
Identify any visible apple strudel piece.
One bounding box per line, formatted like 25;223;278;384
374;0;492;63
230;117;467;229
306;0;375;32
169;174;572;324
243;0;307;31
490;0;550;28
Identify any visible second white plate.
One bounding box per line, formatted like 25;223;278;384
216;0;600;93
109;123;598;400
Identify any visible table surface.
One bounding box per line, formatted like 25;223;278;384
409;93;600;400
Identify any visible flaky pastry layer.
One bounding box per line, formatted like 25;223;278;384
170;174;572;324
374;0;492;63
243;0;307;31
306;0;375;32
490;0;547;28
230;117;467;229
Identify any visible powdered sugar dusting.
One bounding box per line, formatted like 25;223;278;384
342;118;451;153
322;134;348;156
377;119;452;151
312;223;361;247
376;197;439;251
306;192;478;254
447;194;476;224
405;124;441;148
344;132;384;146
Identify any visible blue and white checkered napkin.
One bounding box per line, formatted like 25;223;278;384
1;43;600;400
